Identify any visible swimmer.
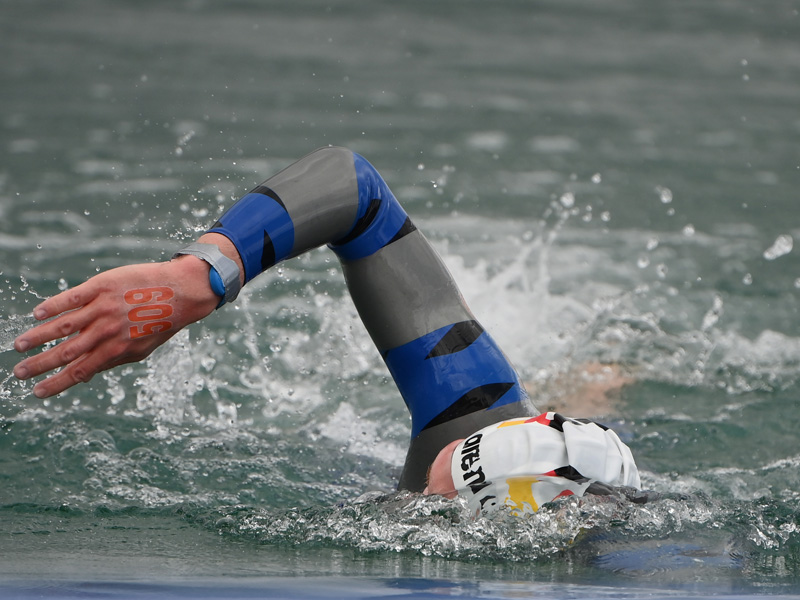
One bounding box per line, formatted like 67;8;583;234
13;147;640;517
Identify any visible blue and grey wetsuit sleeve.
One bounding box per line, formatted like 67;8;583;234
208;147;535;491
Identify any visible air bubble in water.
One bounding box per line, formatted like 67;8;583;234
763;234;793;261
743;273;753;286
682;224;695;237
559;192;575;208
656;186;673;204
58;278;68;291
269;343;282;353
701;295;723;331
591;173;602;183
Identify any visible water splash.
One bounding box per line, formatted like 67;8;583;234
197;488;799;579
0;313;35;353
0;313;37;409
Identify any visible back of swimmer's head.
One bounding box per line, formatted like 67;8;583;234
425;412;640;517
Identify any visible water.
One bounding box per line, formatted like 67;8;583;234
2;1;800;597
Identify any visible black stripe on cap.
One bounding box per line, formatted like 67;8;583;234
552;465;590;483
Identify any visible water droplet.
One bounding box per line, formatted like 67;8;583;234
763;234;793;260
417;163;425;171
559;192;575;208
269;343;282;353
656;186;673;204
637;255;650;269
742;273;753;285
591;173;602;184
646;237;659;251
58;278;68;291
600;211;611;222
682;224;695;237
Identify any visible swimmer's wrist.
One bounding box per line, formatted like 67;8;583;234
168;254;224;312
172;241;242;308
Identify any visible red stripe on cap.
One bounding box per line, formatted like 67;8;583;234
526;413;553;426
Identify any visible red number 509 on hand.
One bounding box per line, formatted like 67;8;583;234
124;287;175;339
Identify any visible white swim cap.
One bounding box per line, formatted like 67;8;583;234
450;412;640;517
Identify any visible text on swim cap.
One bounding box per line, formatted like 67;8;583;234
459;433;490;493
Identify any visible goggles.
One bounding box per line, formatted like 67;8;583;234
450;412;640;516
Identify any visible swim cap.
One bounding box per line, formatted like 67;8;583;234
450;412;640;516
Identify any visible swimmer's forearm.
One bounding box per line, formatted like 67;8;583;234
13;148;355;397
204;146;421;288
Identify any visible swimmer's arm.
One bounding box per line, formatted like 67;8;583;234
13;232;242;399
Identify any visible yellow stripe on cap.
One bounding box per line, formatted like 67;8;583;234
505;476;540;515
497;418;530;429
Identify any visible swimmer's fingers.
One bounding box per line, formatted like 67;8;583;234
13;259;220;397
28;352;107;399
13;295;100;354
12;307;122;382
27;336;161;399
29;279;100;324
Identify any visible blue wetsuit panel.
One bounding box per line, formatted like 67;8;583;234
330;153;410;261
384;320;528;437
208;186;294;283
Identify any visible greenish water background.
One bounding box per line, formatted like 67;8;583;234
1;1;799;597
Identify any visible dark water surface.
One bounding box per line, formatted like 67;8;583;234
1;1;800;597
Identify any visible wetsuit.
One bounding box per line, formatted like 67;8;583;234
206;147;536;491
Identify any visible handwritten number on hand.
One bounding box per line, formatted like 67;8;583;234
124;286;175;339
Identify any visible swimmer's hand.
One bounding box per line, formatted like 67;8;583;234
13;256;221;398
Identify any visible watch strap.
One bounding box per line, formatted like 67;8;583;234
173;242;241;308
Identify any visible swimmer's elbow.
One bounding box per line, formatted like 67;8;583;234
307;146;388;207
